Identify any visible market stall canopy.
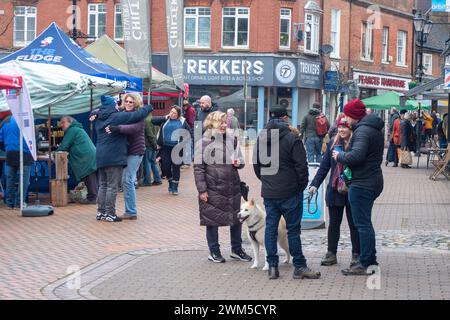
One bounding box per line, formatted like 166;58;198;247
0;22;142;92
0;60;125;117
0;73;22;89
362;91;431;110
85;35;179;95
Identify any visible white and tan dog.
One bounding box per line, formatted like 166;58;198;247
238;199;290;270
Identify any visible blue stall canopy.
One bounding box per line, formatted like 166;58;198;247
0;22;142;92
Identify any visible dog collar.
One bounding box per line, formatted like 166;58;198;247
247;218;263;230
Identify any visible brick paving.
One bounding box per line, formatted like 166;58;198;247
0;148;449;299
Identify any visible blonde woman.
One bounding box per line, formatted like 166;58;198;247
308;113;360;267
193;111;252;263
105;93;146;220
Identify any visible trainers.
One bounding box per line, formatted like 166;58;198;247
293;266;321;279
321;251;337;266
341;262;373;276
230;249;252;262
350;253;360;267
208;251;226;263
96;212;104;221
268;266;280;280
79;199;97;205
152;181;162;186
103;214;123;222
121;213;137;220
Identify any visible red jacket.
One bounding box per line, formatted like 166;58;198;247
392;118;401;145
183;105;196;129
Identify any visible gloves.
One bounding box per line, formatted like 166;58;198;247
106;125;120;134
308;186;317;198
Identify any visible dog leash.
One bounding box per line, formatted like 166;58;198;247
306;192;319;215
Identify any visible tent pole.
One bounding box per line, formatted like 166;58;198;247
19;90;24;214
90;87;94;140
48;104;52;203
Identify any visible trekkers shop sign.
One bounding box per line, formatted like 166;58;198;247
184;55;273;86
354;72;410;91
183;55;322;88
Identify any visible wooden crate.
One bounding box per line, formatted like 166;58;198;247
55;151;69;180
51;179;68;207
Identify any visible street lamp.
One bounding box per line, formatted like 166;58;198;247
413;12;433;158
413;12;433;83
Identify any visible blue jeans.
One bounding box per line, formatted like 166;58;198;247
122;155;143;215
305;137;323;164
183;139;193;165
143;148;161;185
264;193;307;268
6;164;31;208
348;186;377;267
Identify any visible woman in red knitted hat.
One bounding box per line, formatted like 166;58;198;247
331;99;385;276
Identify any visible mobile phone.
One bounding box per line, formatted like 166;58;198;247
334;145;343;153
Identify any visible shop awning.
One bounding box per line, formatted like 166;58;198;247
362;91;430;110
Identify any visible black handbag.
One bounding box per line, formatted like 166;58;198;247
240;181;249;201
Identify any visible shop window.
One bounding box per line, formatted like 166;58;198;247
330;9;340;58
397;30;407;66
222;7;249;49
279;8;292;49
423;53;433;75
114;4;123;41
361;22;373;61
382;27;389;63
184;7;211;48
88;3;106;39
13;6;36;47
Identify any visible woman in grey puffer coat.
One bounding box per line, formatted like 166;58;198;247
194;111;252;264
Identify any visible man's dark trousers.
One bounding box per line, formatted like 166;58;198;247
264;193;307;268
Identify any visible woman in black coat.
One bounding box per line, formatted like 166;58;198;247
308;114;360;267
400;112;415;168
193;111;251;264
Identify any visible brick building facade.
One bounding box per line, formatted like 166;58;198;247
2;0;436;128
321;0;415;120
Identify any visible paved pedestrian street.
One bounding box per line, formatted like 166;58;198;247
0;150;449;300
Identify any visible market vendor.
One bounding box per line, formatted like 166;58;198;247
0;113;32;209
57;116;97;204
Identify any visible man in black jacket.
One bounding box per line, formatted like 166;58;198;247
253;107;321;280
332;99;384;275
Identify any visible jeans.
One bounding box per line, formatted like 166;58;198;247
183;139;193;165
122;155;143;215
206;224;242;254
264;193;307;268
82;171;98;201
328;205;360;255
6;164;31;208
305;137;323;164
143;148;162;185
348;186;378;267
386;139;399;164
160;146;181;182
97;166;123;216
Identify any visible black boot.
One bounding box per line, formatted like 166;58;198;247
268;266;279;280
172;181;179;195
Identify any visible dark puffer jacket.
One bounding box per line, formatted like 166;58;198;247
95;104;151;169
253;119;309;199
336;114;385;197
194;133;244;227
118;120;145;155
